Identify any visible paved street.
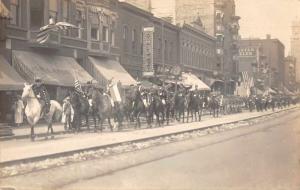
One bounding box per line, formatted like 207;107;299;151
1;107;296;164
1;107;299;190
60;109;300;190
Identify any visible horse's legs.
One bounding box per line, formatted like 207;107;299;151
85;114;89;130
47;122;54;139
108;117;113;132
155;112;160;127
30;126;35;141
186;110;188;123
136;112;141;128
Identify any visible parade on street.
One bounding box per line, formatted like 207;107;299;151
1;0;300;189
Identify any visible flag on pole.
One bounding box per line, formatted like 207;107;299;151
37;19;83;44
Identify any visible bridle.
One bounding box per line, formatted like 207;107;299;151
22;87;36;100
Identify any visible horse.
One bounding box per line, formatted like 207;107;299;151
208;96;220;118
89;88;115;132
69;90;91;132
22;83;62;141
174;91;186;122
131;89;152;128
149;92;165;127
186;91;203;122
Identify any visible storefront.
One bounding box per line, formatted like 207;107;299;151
0;55;26;123
86;56;137;101
12;50;94;102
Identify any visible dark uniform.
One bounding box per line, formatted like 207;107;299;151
32;78;50;114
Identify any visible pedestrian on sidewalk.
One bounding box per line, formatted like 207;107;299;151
13;95;24;127
62;96;73;131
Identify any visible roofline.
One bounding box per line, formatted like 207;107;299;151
119;2;153;18
181;23;216;41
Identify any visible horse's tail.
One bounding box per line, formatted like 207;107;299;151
50;100;63;122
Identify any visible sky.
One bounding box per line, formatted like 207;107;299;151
235;0;300;54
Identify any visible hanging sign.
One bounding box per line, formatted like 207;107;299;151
143;27;154;77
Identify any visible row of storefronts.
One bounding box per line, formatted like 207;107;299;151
0;0;223;123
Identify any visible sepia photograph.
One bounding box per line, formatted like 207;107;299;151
0;0;300;189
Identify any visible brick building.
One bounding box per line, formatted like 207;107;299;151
284;56;297;91
117;1;216;81
237;36;285;89
291;19;300;83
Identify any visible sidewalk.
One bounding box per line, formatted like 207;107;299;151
0;106;298;165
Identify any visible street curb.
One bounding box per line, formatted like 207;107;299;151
1;106;298;167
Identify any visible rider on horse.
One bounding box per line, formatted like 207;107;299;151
32;77;51;115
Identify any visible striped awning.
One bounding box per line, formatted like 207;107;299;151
180;72;210;91
12;50;94;87
0;55;25;90
87;56;137;87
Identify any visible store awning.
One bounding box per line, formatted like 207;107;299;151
180;72;210;91
268;88;277;94
0;55;26;90
12;50;94;86
205;77;224;87
88;56;137;87
0;0;10;19
283;87;294;96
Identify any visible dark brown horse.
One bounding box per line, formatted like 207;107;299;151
88;88;114;132
186;91;203;122
69;90;91;132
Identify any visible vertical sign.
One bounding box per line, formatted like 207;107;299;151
143;27;154;76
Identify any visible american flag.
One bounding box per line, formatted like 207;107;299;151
241;71;254;89
74;79;85;96
37;20;82;44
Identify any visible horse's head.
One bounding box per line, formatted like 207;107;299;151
22;83;34;100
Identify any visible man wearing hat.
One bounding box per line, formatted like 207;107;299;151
32;77;51;114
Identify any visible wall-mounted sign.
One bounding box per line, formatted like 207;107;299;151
239;47;257;57
143;27;154;77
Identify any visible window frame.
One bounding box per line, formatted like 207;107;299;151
10;0;20;26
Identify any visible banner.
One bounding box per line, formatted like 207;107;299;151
143;27;154;77
109;84;122;102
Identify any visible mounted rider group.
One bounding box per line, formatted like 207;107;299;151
24;78;298;137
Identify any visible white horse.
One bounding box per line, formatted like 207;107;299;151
22;83;62;141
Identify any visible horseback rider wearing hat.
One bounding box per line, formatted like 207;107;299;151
32;77;51;115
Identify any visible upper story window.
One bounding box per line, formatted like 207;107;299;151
30;0;44;30
75;10;84;39
10;0;19;25
62;0;70;36
123;25;128;40
101;14;109;42
111;21;116;46
90;12;99;40
62;0;69;22
164;40;168;60
132;29;136;50
123;25;128;50
102;26;108;42
49;0;58;21
158;38;162;55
